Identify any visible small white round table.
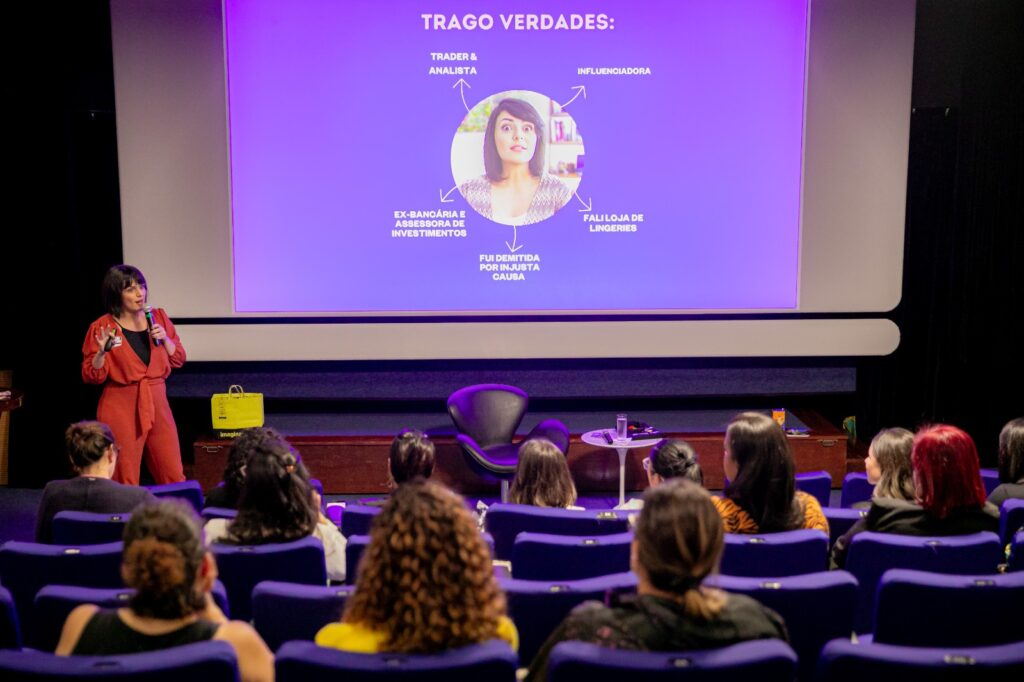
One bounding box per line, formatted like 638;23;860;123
581;429;662;506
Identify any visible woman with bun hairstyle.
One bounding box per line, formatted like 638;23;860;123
388;429;436;487
316;479;517;653
832;424;999;568
509;438;579;509
81;264;186;485
713;412;828;534
55;500;273;682
35;421;155;543
204;433;347;582
616;438;703;510
525;479;787;682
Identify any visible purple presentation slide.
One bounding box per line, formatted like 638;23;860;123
225;0;807;313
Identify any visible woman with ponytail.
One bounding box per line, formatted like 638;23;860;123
525;479;787;682
203;433;347;581
35;421;155;542
55;500;272;682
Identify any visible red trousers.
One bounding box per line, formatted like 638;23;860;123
98;379;184;485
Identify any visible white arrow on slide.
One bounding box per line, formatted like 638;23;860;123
439;186;458;203
556;85;587;110
574;191;592;212
453;78;472;112
505;224;524;253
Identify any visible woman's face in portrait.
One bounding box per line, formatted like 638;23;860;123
494;112;537;167
120;281;147;314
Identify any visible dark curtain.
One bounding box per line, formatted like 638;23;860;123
857;0;1024;464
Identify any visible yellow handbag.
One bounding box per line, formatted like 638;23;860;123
211;385;264;438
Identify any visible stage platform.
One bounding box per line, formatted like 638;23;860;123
191;409;849;495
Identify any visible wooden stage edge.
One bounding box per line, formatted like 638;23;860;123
190;410;849;496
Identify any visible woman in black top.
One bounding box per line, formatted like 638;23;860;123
55;500;272;682
525;479;788;682
989;418;1024;507
35;421;155;542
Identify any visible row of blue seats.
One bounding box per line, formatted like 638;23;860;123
1;569;1023;679
6;636;1020;681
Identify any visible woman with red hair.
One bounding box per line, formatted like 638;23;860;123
831;424;999;567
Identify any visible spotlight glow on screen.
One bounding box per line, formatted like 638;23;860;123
225;0;808;313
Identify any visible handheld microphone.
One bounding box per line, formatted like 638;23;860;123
144;305;162;346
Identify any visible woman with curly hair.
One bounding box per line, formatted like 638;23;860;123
831;424;999;568
316;479;518;653
713;412;828;534
204;433;346;581
55;500;272;682
204;427;283;510
509;438;579;509
525;479;787;682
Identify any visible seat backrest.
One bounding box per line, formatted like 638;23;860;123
708;571;858;682
511;532;632;581
817;638;1024;680
0;586;22;651
822;507;867;549
31;582;230;653
840;473;873;508
845;531;1003;632
0;640;239;680
339;504;381;538
485;504;629;560
1011;530;1024;572
0;541;124;622
51;511;131;546
873;568;1024;646
979;468;1000;496
447;384;529;449
343;535;370;585
547;639;798;681
500;572;637;664
145;480;205;513
275;639;517;681
795;470;832;509
211;536;327;621
719;530;829;577
1000;498;1024;544
200;507;238;523
252;581;353;652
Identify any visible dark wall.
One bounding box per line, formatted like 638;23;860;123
2;0;1020;485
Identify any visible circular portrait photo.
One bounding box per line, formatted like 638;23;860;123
451;90;585;226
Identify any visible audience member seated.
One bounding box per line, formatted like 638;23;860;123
54;500;273;682
989;417;1024;507
712;412;828;534
204;434;347;582
204;427;282;510
616;438;703;510
35;421;155;543
388;429;436;487
860;427;916;508
316;479;518;653
509;439;580;509
524;479;788;682
832;424;1000;568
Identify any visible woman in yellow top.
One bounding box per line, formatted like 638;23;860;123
316;479;517;653
713;412;829;534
